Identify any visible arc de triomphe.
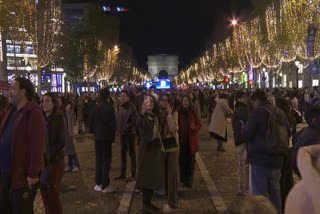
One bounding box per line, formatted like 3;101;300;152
147;54;179;81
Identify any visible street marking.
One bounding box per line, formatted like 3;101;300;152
196;153;230;214
116;181;136;214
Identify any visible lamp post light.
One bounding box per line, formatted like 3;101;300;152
26;61;31;72
295;60;300;88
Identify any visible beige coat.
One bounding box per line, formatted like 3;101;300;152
208;98;233;138
285;145;320;214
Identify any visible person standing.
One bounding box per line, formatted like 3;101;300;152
64;101;80;172
115;90;138;181
90;88;116;193
208;93;233;152
136;95;164;214
240;90;290;214
178;95;201;188
232;91;249;195
40;93;66;214
0;77;46;214
159;93;180;213
77;94;85;134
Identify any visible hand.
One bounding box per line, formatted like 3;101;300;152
167;105;173;115
141;103;147;115
190;123;195;130
27;177;39;189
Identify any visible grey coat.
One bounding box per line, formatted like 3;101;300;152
136;112;165;190
64;109;76;155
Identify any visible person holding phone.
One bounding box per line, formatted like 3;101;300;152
159;93;179;212
136;95;164;214
178;95;201;188
232;90;249;195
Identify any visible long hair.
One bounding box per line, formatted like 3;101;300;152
146;94;160;117
178;94;194;113
42;93;59;115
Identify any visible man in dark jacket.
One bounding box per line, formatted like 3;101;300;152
240;90;290;214
232;90;249;195
116;90;138;182
0;77;46;214
91;88;116;193
292;106;320;176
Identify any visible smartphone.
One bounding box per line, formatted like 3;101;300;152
240;120;245;126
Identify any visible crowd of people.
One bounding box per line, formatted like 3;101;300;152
0;76;319;214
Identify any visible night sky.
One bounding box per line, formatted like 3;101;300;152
120;0;255;70
63;0;256;70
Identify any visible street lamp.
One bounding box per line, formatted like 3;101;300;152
26;61;31;72
231;19;238;26
295;60;300;88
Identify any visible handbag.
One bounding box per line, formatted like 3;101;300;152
162;137;177;151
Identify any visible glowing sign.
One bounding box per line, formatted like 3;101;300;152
248;65;253;84
0;31;3;62
156;79;170;89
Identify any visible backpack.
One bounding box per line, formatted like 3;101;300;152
261;106;290;156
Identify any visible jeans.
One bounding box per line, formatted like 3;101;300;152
236;144;249;193
95;140;112;189
68;154;80;169
120;135;136;177
249;164;282;214
0;173;38;214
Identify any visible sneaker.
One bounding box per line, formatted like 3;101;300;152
101;186;114;193
64;166;71;172
94;185;102;192
163;204;179;213
72;166;79;172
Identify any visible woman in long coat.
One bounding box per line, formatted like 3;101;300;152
178;95;201;188
208;93;233;152
136;95;165;214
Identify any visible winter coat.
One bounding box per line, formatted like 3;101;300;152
90;101;116;142
117;102;138;135
292;120;320;176
136;111;165;190
178;108;201;155
159;109;179;152
45;112;66;165
285;145;320;214
77;97;85;121
208;98;233;139
232;102;249;146
240;102;290;169
64;109;76;156
0;102;46;191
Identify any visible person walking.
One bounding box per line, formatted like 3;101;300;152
40;93;66;214
178;95;201;188
159;93;180;213
115;90;138;181
90;88;116;193
136;95;165;214
0;77;46;214
232;91;249;195
240;90;291;214
208;93;233;152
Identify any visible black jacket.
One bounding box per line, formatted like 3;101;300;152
240;102;287;169
232;102;249;146
45;113;66;166
292;120;320;176
91;101;116;142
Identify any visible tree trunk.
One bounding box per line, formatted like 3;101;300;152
37;67;42;95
